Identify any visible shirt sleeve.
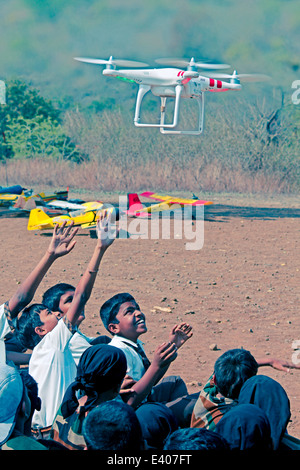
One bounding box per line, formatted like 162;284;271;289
46;317;77;352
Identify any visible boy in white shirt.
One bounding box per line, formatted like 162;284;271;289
16;211;118;436
41;282;110;366
0;220;78;365
100;292;197;425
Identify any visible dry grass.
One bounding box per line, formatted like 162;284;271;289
0;155;296;195
1;98;299;195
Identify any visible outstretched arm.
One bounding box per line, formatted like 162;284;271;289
125;341;178;409
256;356;300;372
8;221;78;318
66;210;118;327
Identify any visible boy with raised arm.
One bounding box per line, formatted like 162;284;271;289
100;293;196;424
16;211;118;437
0;221;78;365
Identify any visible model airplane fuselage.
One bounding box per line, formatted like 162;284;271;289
27;201;104;230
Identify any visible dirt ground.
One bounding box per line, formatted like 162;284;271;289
0;193;299;438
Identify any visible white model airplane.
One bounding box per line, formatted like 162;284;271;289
74;55;270;135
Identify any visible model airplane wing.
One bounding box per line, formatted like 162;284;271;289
35;189;69;203
140;192;213;206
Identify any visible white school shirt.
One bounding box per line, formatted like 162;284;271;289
29;319;79;430
109;335;147;382
69;330;91;366
0;302;12;364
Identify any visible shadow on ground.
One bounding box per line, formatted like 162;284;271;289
203;204;300;222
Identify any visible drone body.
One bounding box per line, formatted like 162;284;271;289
75;56;270;135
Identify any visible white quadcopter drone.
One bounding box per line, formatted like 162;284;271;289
74;56;270;135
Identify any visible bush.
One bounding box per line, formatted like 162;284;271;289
0;79;86;162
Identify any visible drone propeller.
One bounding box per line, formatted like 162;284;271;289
207;72;271;82
74;56;149;68
155;57;230;70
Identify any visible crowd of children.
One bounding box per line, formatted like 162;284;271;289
0;213;299;451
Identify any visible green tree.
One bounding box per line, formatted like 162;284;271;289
0;79;85;162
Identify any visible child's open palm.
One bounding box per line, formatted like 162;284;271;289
47;220;78;258
169;322;193;349
96;209;119;249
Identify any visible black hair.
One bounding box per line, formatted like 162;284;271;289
19;370;41;436
214;348;258;399
82;400;144;451
16;304;46;350
99;293;136;333
163;427;230;450
42;283;75;312
19;370;41;412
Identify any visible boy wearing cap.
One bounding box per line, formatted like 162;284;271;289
0;364;47;450
100;293;196;423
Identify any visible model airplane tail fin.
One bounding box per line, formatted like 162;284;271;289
127;193;145;215
28;208;52;230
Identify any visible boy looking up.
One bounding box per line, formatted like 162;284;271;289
16;211;118;435
100;293;195;421
41;282;110;365
0;220;78;365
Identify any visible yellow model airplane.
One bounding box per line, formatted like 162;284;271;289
27;201;105;230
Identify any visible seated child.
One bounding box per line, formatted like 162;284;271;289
191;348;298;431
51;343;178;450
163;427;230;451
16;211;118;435
51;343;128;450
83;401;146;451
215;403;272;450
0;364;47;450
0;220;78;366
99;292;196;425
238;375;291;450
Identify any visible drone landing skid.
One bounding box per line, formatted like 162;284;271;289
133;85;204;135
160;94;204;136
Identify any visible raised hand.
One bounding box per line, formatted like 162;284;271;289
152;341;178;369
96;209;119;250
169;322;193;349
47;220;78;258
